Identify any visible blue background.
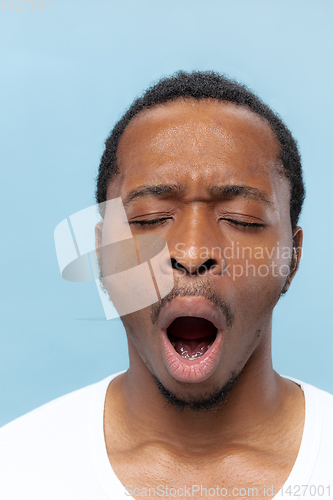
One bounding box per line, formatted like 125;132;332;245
1;0;332;426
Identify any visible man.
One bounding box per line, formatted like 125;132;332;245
1;71;332;499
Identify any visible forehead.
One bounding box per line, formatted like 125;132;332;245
121;98;278;147
110;99;287;207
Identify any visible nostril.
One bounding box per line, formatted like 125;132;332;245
171;258;218;275
196;259;217;275
171;258;187;272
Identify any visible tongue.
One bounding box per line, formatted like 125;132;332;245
169;334;215;360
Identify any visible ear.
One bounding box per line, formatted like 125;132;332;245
95;222;103;270
291;226;303;276
282;226;303;293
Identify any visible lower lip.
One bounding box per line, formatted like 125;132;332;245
161;330;224;383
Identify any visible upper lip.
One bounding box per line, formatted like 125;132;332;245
158;296;226;332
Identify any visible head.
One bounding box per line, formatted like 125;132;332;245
95;71;305;411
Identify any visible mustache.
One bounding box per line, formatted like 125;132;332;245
150;278;234;328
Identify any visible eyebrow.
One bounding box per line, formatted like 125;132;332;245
208;184;271;205
123;183;183;206
123;183;271;206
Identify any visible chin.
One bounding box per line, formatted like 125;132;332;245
151;370;239;412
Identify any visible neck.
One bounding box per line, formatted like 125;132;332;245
105;334;293;457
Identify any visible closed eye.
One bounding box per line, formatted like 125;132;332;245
221;219;264;229
130;217;171;227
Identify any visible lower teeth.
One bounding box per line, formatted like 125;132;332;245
171;340;214;360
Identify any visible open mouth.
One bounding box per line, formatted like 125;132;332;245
167;316;217;361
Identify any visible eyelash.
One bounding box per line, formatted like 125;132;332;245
130;218;263;229
130;218;170;227
222;219;264;229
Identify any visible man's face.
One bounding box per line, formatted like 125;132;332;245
102;98;301;404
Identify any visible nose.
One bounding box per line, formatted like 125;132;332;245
168;209;225;277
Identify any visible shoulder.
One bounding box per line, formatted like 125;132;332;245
285;376;333;483
1;379;97;440
290;377;333;414
0;374;117;499
302;381;333;436
283;375;333;408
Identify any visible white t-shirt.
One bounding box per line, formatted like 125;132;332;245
0;373;332;499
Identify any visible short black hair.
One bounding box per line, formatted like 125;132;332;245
96;70;305;227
